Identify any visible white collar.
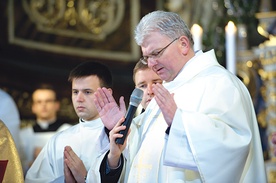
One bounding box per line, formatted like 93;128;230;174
79;118;103;128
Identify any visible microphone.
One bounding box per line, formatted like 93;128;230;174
116;88;143;144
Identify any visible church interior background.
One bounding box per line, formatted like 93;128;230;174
0;0;276;181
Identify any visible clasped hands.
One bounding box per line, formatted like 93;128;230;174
64;146;87;183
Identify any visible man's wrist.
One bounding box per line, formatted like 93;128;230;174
104;151;124;175
107;153;121;168
107;156;121;170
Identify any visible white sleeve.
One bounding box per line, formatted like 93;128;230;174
25;140;56;183
163;109;198;171
163;83;253;182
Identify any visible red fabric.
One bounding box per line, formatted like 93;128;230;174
0;160;8;182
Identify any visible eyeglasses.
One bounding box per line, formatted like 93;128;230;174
139;37;179;65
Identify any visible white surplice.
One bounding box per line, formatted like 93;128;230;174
123;50;266;183
25;118;109;183
20;122;72;174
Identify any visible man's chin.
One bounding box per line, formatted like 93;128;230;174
76;112;86;119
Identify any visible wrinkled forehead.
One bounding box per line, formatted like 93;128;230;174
140;31;166;46
141;32;170;54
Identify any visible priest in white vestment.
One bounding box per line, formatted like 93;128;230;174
25;61;118;183
93;11;267;183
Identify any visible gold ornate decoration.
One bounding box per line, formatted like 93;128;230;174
254;38;276;183
236;49;261;108
22;0;125;40
8;0;140;61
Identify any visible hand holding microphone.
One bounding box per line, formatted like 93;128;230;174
115;88;143;144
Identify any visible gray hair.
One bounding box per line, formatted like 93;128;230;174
134;10;194;46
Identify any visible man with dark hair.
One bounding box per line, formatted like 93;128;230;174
20;83;72;174
25;61;121;183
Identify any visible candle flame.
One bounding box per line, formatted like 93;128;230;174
191;24;203;34
226;21;237;31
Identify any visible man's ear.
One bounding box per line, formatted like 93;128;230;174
107;88;113;95
179;36;190;55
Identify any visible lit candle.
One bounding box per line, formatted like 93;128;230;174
191;24;203;51
225;21;237;75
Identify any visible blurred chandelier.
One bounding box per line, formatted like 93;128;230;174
22;0;125;40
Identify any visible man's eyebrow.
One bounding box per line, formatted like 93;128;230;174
153;79;162;82
136;81;146;85
72;88;94;91
82;89;95;92
82;88;93;90
148;48;161;55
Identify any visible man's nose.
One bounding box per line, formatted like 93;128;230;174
147;57;158;68
76;93;84;101
147;84;154;95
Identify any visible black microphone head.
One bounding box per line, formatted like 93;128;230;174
115;88;143;145
129;88;143;107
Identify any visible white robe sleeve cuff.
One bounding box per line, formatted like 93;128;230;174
163;109;198;171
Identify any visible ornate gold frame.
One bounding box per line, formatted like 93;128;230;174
8;0;140;62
